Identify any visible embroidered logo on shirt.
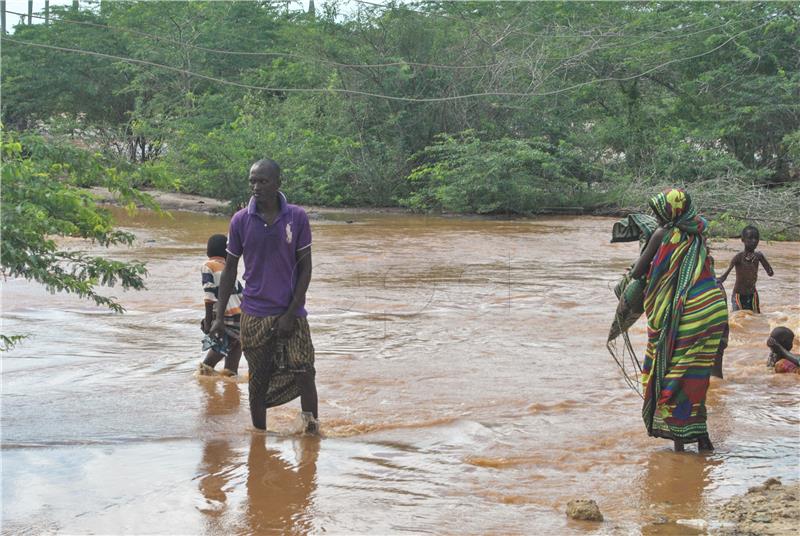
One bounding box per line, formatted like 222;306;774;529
285;222;293;244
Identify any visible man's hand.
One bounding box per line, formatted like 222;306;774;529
276;314;296;339
717;274;727;284
201;318;211;334
209;318;226;339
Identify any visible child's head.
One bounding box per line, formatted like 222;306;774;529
741;225;760;251
770;327;794;351
207;234;227;258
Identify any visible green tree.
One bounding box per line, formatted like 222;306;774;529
403;130;597;214
0;130;155;350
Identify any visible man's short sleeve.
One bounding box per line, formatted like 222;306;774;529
226;212;243;257
201;263;217;303
296;209;312;251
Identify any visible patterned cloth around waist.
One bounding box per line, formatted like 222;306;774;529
732;290;760;313
240;313;315;409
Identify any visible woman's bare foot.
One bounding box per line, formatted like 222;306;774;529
673;439;685;452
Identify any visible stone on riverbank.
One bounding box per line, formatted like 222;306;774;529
566;499;603;521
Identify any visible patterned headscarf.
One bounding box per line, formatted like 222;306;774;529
647;188;706;235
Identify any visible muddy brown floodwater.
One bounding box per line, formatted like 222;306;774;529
2;208;798;535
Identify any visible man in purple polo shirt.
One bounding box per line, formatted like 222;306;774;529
210;158;318;433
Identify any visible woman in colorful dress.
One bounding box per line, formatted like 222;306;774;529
630;188;728;452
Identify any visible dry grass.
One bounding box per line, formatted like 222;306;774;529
611;179;800;240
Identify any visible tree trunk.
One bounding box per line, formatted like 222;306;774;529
1;1;6;34
45;0;49;24
27;0;32;24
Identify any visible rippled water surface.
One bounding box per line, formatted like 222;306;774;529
2;208;799;534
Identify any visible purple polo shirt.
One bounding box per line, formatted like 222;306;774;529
226;192;312;317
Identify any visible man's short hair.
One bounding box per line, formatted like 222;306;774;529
251;158;281;178
741;225;759;239
207;234;228;258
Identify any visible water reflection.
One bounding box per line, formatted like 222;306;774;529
199;378;242;416
197;379;242;527
640;450;720;535
245;434;320;535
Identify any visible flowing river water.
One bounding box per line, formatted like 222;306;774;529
2;207;798;535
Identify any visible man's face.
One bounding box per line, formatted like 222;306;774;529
742;230;759;251
249;165;280;201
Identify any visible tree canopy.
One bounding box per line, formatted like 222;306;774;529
1;1;798;229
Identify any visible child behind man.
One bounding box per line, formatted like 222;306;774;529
767;327;800;374
199;234;244;376
718;225;774;312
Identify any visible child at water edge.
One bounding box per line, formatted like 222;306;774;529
767;327;800;374
199;234;244;376
717;225;774;312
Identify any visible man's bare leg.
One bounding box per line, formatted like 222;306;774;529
294;370;318;419
248;356;271;430
250;397;267;430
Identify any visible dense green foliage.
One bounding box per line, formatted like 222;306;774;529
0;129;163;348
1;1;798;235
404;131;600;213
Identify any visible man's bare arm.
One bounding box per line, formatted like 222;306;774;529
210;254;240;337
275;247;312;338
287;247;312;317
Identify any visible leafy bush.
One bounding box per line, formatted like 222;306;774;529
402;131;600;214
167;96;362;208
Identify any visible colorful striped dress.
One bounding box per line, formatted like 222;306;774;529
641;189;728;443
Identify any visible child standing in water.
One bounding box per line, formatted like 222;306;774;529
199;234;244;376
767;327;800;374
717;225;774;312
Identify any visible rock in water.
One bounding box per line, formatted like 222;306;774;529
676;519;708;530
566;499;604;521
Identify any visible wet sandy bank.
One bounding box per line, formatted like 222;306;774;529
88;187;417;217
714;478;800;535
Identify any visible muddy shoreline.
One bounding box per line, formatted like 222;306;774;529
714;478;800;535
90;187;430;217
88;187;623;219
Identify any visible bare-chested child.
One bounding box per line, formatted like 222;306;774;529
717;225;774;312
767;327;800;374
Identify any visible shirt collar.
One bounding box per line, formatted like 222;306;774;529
247;191;289;216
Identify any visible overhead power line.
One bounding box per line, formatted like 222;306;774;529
6;10;744;71
0;20;770;103
7;10;500;69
